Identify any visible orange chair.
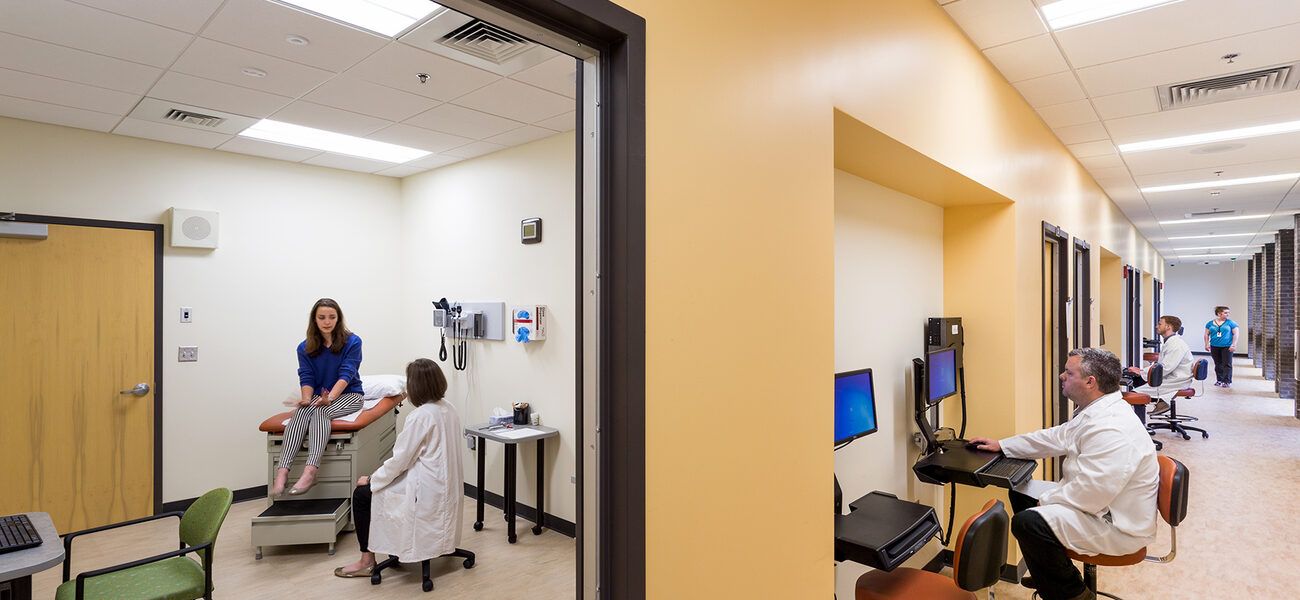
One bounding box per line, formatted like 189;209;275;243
1033;455;1189;600
855;499;1008;600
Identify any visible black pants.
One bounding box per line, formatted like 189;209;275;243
1010;491;1087;600
1210;345;1233;384
353;484;372;552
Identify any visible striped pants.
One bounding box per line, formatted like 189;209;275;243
278;392;364;468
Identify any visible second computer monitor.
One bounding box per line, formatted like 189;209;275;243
926;346;958;404
835;368;878;446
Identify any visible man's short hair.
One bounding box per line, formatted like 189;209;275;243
1068;347;1122;394
1214;306;1229;315
1160;315;1182;332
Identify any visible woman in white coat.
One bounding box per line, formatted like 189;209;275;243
335;358;464;577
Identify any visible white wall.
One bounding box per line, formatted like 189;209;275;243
0;117;407;501
833;170;944;596
1162;261;1250;354
400;133;578;522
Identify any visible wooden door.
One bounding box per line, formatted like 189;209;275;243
1;221;158;532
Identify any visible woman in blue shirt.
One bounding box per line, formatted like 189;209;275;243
1204;305;1239;388
272;298;365;496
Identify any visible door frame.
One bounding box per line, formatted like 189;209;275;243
1073;238;1091;348
9;213;164;516
1042;221;1069;480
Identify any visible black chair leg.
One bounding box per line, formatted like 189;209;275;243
371;555;400;585
422;559;433;592
372;549;475;592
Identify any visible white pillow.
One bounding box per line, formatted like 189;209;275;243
361;374;407;400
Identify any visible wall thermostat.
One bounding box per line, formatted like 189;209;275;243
521;217;542;244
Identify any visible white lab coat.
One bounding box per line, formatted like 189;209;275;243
1000;392;1159;556
1136;333;1193;397
367;400;464;562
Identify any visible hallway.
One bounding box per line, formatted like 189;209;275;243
993;357;1300;599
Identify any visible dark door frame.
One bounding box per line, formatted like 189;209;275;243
1073;238;1091;348
9;213;165;516
1124;265;1141;367
1042;222;1070;481
480;0;646;595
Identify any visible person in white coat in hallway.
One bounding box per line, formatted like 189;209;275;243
1126;314;1193;415
968;347;1159;600
334;357;464;577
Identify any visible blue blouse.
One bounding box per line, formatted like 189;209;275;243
297;333;363;395
1205;319;1238;348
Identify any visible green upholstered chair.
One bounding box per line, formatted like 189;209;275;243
56;487;233;600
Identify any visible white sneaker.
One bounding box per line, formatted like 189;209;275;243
1150;399;1171;415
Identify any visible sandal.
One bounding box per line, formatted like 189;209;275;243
334;566;373;578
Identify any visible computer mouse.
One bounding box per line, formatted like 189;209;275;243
965;441;985;451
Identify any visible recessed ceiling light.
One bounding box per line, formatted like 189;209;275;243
273;0;442;37
1039;0;1183;30
1119;119;1300;153
1175;253;1251;259
239;119;431;163
285;34;311;46
1167;232;1273;240
1142;173;1300;194
242;67;268;78
1158;214;1271;225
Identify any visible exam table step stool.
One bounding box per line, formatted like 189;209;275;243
251;498;350;559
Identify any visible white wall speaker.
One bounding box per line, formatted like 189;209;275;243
169;208;219;249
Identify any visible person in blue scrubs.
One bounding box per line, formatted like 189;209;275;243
1204;306;1239;388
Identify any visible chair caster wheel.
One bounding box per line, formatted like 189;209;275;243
422;580;434;592
463;557;475;568
533;525;543;535
1202;432;1209;438
255;551;263;560
473;521;483;531
1181;434;1191;440
508;534;517;544
370;573;382;585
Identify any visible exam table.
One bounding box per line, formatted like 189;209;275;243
252;395;400;559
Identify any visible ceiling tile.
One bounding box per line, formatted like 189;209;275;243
367;123;473;153
0;67;140;115
1104;89;1300;146
217;136;323;162
442;140;506;159
1052;0;1300;68
0;0;192;68
373;164;427;178
201;0;389;73
485;125;559;146
451;78;573;123
509;55;578;99
0;32;161;94
1013;71;1085;107
348;43;501;102
271;100;391;136
112;117;233;149
983;35;1068;83
171;38;334;98
1036;99;1098;129
1077;153;1126;170
147;72;292;119
304;74;436;122
1120;135;1300;178
302;153;394;173
404;153;463;169
1068;140;1116;159
0;94;121;132
1092;89;1158;121
69;0;225;33
535;111;575;131
942;0;1047;49
1053;121;1108;145
405;103;522;139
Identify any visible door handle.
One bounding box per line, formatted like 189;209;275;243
120;383;150;396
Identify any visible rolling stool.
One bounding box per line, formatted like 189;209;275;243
1148;359;1210;441
371;548;475;592
1121;391;1161;451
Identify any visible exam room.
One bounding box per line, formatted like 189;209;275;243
0;2;583;591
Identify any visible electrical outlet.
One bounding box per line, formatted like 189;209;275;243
570;475;576;484
178;346;198;362
180;307;192;323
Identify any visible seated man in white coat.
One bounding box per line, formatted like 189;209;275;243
969;348;1158;600
1126;315;1193;415
335;357;464;577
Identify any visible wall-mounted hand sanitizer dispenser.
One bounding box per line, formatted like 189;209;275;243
512;305;548;343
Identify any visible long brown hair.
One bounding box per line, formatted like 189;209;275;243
405;358;447;407
305;298;353;357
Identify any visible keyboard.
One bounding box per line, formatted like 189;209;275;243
982;457;1028;479
0;514;43;555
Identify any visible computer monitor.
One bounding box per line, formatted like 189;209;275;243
926;346;958;406
835;368;878;446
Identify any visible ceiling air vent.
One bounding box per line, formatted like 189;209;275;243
400;11;556;76
126;98;257;135
1158;63;1300;111
439;19;535;65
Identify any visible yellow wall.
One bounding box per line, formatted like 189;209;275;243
616;0;1165;596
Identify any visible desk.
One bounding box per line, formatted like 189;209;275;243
0;513;63;600
465;424;559;543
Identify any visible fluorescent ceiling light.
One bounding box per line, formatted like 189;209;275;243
1173;245;1251;251
1039;0;1182;30
1168;232;1271;240
1159;214;1270;225
1119;119;1300;153
1174;253;1248;259
240;119;431;163
275;0;441;37
1142;173;1300;194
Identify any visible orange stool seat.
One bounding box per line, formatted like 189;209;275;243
1122;392;1150;406
1174;388;1194;398
855;569;976;600
1065;546;1146;567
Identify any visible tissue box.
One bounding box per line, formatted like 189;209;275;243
489;414;514;427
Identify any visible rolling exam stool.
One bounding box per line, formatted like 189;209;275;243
854;499;1008;600
1031;455;1189;600
369;549;476;593
1147;359;1210;441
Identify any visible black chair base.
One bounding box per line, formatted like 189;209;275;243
1147;399;1208;441
1030;563;1126;600
370;548;475;592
